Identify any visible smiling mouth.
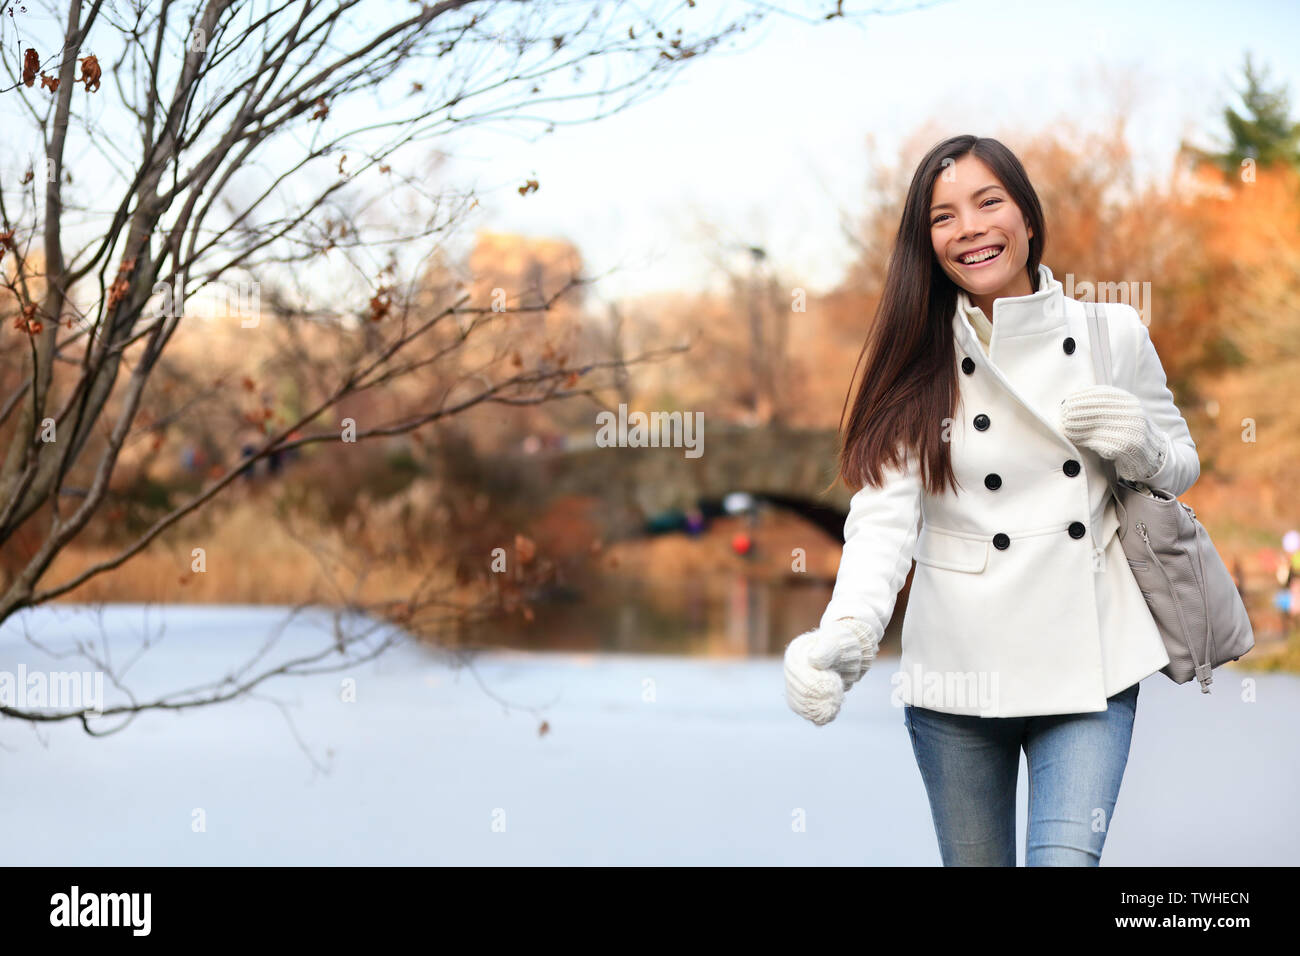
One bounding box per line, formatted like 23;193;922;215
958;245;1005;266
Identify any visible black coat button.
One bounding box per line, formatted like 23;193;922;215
984;473;1002;490
1063;459;1081;477
961;356;975;374
1063;336;1076;355
993;533;1010;550
1068;521;1086;539
973;413;990;431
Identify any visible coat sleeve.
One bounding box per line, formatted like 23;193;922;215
1121;304;1200;497
816;449;924;645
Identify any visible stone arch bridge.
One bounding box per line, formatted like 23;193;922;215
488;424;853;541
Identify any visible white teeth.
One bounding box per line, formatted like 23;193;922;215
960;247;1003;264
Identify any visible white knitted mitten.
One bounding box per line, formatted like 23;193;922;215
810;617;880;687
1059;384;1168;482
784;618;880;726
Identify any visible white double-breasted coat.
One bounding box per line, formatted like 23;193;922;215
818;263;1199;717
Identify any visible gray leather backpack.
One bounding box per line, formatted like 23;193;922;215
1083;301;1255;693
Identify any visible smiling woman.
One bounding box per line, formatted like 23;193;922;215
826;135;1050;501
782;134;1202;868
929;157;1037;318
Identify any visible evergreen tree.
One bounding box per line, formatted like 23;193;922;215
1193;53;1300;176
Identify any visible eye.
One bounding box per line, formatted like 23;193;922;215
931;213;951;225
981;197;1002;208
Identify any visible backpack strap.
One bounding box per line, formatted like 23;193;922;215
1081;299;1127;529
1084;300;1113;386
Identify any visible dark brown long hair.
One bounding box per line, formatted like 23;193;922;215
836;135;1047;495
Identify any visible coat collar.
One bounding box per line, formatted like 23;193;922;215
952;263;1067;353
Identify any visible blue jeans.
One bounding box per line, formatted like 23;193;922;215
903;681;1140;866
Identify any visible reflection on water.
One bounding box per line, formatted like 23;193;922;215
456;572;898;658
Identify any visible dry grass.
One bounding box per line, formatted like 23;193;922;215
41;491;465;609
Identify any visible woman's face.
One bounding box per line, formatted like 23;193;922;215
929;154;1034;303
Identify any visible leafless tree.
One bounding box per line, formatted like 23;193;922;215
0;0;929;737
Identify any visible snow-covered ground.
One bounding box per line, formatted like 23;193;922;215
1;603;1294;865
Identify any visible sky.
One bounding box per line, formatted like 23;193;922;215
433;0;1300;306
1;0;1296;315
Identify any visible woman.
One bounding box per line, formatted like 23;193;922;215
783;135;1199;866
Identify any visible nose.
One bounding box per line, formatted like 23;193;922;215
957;216;986;241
